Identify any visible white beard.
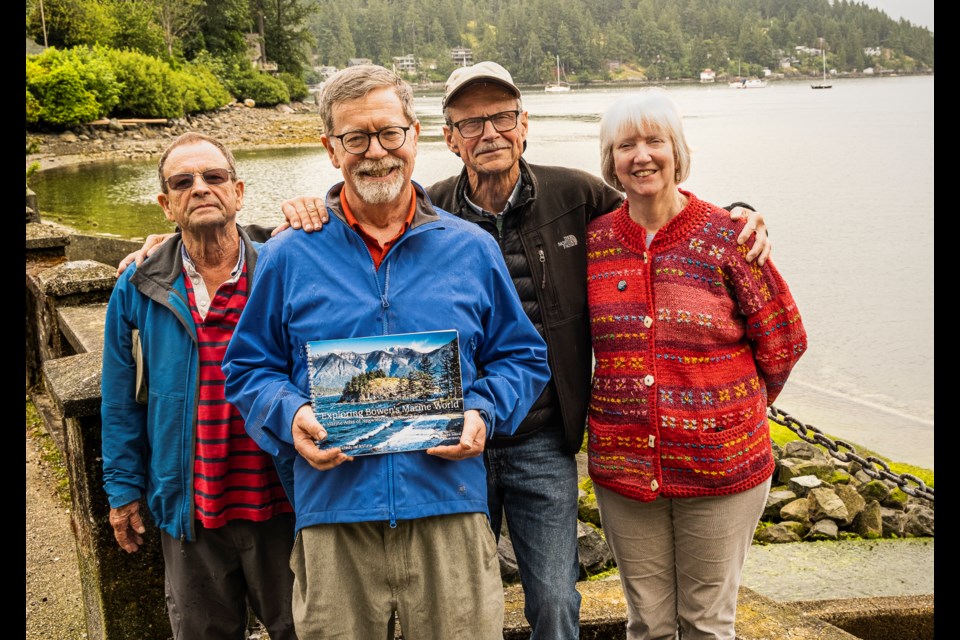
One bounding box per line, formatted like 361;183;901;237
350;158;407;204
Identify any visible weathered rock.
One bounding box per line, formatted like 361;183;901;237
881;487;909;510
787;474;822;497
903;504;934;537
806;518;839;540
834;483;867;525
244;98;256;108
852;500;883;539
764;489;797;519
880;507;905;538
780;498;809;523
783;440;829;462
807;487;849;525
754;523;803;544
577;521;613;577
498;534;520;583
828;469;852;485
858;479;890;503
578;489;601;527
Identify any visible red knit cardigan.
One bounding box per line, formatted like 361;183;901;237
586;190;807;502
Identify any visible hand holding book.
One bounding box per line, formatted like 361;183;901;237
292;403;354;471
426;409;486;461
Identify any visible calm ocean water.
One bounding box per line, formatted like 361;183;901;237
31;75;934;468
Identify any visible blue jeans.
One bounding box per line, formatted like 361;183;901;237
485;426;581;639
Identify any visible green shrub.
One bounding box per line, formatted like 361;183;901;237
279;72;309;102
30;64;102;125
26;89;41;125
177;63;232;114
234;69;290;106
105;49;184;118
26;46;121;126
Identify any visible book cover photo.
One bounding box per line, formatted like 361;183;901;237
306;330;464;456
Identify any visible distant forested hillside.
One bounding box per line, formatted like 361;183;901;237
25;0;933;123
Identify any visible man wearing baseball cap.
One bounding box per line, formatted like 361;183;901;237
429;61;770;639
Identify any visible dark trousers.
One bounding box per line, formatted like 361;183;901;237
161;513;297;640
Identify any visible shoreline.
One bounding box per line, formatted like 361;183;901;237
26;72;933;174
26;102;326;173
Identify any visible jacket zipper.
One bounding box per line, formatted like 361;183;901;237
387;455;397;528
538;246;546;290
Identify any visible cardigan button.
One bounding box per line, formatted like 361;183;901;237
650;479;659;491
648;435;656;448
643;316;653;328
617;280;627;291
644;374;655;386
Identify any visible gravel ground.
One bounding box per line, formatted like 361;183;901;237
25;419;87;640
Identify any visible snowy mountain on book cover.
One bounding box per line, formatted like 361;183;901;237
306;330;464;455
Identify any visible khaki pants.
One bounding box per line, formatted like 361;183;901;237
595;479;771;640
291;512;504;639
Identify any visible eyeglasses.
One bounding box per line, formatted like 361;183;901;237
164;168;235;191
449;110;521;139
331;126;411;155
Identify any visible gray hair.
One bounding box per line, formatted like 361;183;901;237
320;65;417;134
599;88;691;192
157;132;237;193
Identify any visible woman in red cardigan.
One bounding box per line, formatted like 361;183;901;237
586;88;807;640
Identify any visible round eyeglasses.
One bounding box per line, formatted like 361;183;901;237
449;110;520;139
331;126;411;155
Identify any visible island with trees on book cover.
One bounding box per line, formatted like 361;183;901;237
306;330;464;456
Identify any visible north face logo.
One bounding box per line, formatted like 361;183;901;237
557;235;578;249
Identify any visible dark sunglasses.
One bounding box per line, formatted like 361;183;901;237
164;168;235;191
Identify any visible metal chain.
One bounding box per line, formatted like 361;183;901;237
768;405;934;503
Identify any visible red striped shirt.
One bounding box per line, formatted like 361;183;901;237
184;262;293;528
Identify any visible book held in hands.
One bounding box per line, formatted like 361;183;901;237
306;330;464;456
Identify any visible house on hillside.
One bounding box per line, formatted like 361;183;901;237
451;47;472;67
392;54;417;74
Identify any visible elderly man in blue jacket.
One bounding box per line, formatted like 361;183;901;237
100;132;297;640
221;64;550;640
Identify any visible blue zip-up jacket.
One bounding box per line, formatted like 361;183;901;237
100;225;295;542
222;183;550;530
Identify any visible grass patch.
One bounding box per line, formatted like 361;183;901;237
769;420;933;489
26;395;72;506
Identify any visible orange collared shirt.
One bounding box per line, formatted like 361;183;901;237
340;186;416;270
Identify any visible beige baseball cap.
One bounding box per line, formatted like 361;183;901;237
442;61;521;107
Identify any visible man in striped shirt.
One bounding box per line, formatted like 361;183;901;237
100;132;297;640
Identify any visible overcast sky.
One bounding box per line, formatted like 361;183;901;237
859;0;933;31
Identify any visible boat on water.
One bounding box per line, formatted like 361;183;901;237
812;39;833;89
544;55;571;93
729;77;767;89
727;61;766;89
